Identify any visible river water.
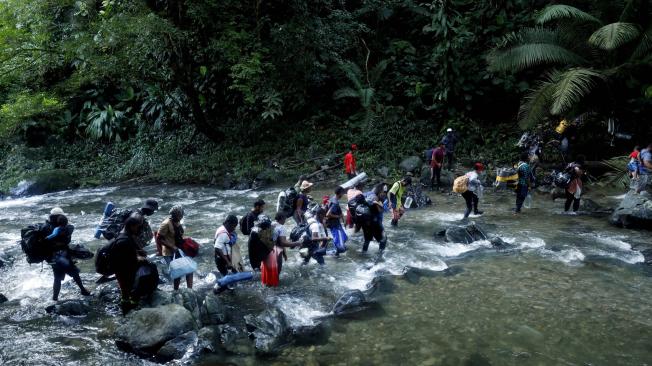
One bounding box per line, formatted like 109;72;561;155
0;185;650;365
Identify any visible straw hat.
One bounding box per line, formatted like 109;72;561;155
300;180;314;191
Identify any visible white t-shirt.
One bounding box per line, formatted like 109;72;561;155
272;222;288;242
308;219;326;239
214;226;232;256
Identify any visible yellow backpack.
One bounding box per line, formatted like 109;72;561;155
452;174;469;193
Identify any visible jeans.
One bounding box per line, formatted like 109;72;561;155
462;191;478;218
430;166;442;187
515;184;529;212
445;152;455;170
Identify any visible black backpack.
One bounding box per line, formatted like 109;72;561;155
99;208;133;240
290;223;311;242
240;212;254;236
95;239;116;276
284;188;298;212
355;203;373;224
20;224;50;264
132;261;159;298
425;148;434;164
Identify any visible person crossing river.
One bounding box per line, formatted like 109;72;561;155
388;176;412;227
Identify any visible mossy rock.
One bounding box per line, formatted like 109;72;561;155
9;169;78;197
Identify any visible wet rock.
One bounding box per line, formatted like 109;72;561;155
292;322;330;346
640;249;652;265
403;268;421;284
0;293;8;303
97;284;121;304
9;169;77;197
244;308;290;356
550;187;566;201
609;192;652;230
444;223;488;244
399;156;422;173
156;330;198;362
489;237;510;248
142;289;172;308
171;288;203;325
464;352;493;366
197;326;218;353
200;293;227;325
234;180;251;190
255;168;281;186
115;304;196;354
45;300;91;316
376;166;390;178
219;324;242;353
332;290;366;315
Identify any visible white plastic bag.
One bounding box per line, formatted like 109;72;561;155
524;194;532;209
169;250;197;280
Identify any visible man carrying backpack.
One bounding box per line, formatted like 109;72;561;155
514;152;532;214
294;180;313;225
241;199;265;235
362;183;388;253
111;213;146;315
326;187;347;254
564;156;585;214
461;163;485;219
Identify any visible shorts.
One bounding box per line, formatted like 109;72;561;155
628;161;640;172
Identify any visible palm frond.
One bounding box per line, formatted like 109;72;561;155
518;79;556;129
548;68;605;115
488;43;585;73
600;156;631;188
369;59;390;84
333;87;359;100
589;22;640;51
536;5;602;25
632;26;652;59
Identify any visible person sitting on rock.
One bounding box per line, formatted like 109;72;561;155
112;213;146;315
45;208;91;302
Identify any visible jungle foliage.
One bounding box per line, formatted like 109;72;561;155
0;0;650;187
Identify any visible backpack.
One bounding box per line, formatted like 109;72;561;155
453;175;470;193
355;203;373;224
99;208;133;240
290;223;311;242
95;239;116;276
20;224;50;264
132;261;159;298
554;171;572;188
239;213;254;236
284;188;298;211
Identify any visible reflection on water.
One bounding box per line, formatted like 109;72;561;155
0;185;650;365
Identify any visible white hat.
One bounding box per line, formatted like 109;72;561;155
447;128;453;132
50;207;65;216
300;180;314;191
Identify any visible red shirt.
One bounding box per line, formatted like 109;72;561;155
344;152;356;174
629;151;639;159
431;147;445;167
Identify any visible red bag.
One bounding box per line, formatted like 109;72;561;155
180;237;200;257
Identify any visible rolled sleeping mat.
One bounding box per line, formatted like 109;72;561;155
217;271;254;287
276;191;287;213
494;168;518;189
340;172;368;190
94;202;115;239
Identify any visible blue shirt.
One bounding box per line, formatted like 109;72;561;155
517;161;531;186
326;196;343;228
442;133;457;152
641;149;652;175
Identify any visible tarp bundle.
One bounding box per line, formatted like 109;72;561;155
494;168;518;190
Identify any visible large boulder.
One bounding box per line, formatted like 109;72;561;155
156;331;198;362
200;294;227;325
171;288;203;325
45;300;91;316
443;223;488;244
399;156;422;173
332;290;366;316
0;293;8;304
244;308;290;356
115;304;196;354
9;169;77;197
376;166;390;178
609;192;652;229
406;184;431;208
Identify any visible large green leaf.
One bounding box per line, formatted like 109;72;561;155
632;26;652;59
488;43;585;72
518;79;556;129
549;68;605;115
333;87;359;100
589;22;640;51
536;5;602;25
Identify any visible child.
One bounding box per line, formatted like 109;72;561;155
628;146;641;180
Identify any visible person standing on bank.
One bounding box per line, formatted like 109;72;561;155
158;206;193;290
430;143;446;190
441;128;458;171
344;144;358;180
514;152;532;214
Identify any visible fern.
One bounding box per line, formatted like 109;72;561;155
518;79;556;129
536;5;602;25
589;22;640;51
549;68;605;115
488;43;585;72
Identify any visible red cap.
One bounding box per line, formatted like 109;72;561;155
351;144;358;151
474;162;485;172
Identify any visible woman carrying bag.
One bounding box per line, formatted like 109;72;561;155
158;206;195;290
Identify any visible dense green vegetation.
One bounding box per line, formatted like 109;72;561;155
0;0;650;193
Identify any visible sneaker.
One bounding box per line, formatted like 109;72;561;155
474;210;484;216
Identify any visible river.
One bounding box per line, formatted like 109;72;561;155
0;185;650;365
